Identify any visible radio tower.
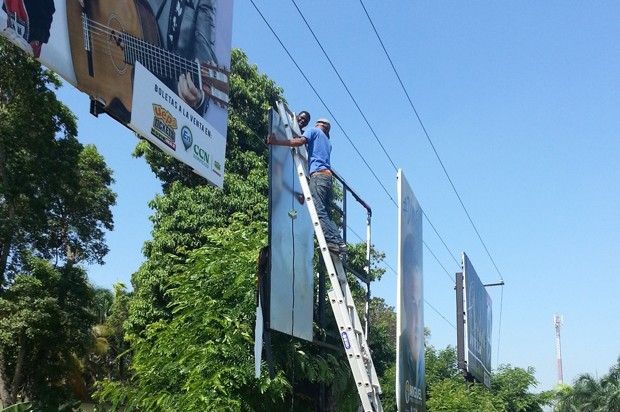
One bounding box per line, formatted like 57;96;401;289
554;314;564;385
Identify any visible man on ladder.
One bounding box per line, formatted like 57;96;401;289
267;118;347;259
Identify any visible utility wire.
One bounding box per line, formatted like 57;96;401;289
384;264;456;330
289;0;460;271
250;0;458;332
248;0;395;206
358;0;506;364
358;0;504;284
348;224;454;285
423;210;460;268
290;0;397;171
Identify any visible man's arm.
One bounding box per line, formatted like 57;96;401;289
266;133;307;147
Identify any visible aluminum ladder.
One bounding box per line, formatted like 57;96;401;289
291;147;383;412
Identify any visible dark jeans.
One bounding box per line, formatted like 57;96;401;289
309;173;343;246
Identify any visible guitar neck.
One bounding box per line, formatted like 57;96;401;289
121;33;201;87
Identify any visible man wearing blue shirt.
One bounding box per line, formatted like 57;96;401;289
267;118;347;257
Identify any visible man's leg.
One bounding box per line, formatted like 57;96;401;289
309;174;344;248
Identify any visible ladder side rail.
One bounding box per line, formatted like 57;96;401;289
291;148;382;412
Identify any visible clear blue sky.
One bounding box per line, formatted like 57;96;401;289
59;1;620;392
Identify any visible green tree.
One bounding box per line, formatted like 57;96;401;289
554;357;620;412
96;219;290;411
491;365;552;412
0;39;116;408
125;49;279;337
84;283;131;396
0;39;116;284
0;258;95;407
427;378;501;411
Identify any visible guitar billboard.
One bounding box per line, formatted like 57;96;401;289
0;0;233;187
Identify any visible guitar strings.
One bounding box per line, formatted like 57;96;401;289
84;18;228;80
85;22;201;80
82;17;230;102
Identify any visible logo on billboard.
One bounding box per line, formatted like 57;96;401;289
193;144;210;168
151;104;177;150
213;160;222;176
181;126;193;151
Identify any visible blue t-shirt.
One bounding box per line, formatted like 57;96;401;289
303;127;331;174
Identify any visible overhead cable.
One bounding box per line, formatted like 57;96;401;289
358;0;504;283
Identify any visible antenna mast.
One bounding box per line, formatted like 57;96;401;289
554;314;564;385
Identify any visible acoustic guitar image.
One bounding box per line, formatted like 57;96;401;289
66;0;229;124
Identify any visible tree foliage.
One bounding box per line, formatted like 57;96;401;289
97;219;290;411
0;258;95;407
0;39;116;408
0;38;116;285
554;357;620;412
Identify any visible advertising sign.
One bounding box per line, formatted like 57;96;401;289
0;0;233;187
463;252;492;387
396;169;425;412
267;104;314;341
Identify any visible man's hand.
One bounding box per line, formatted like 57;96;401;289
178;73;204;109
266;133;276;145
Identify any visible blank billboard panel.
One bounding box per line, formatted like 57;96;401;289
463;253;492;387
267;107;314;341
396;169;425;412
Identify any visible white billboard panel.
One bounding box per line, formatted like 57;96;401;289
396;169;425;412
267;106;314;341
130;63;225;187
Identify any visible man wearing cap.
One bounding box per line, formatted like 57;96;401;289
267;118;347;257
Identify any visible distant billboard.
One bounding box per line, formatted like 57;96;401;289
396;169;425;412
462;252;492;387
266;103;314;341
0;0;233;187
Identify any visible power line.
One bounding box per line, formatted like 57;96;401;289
358;0;504;284
250;0;458;281
358;0;506;365
248;0;395;206
289;0;397;171
289;0;460;271
384;263;456;330
424;243;455;284
250;0;458;332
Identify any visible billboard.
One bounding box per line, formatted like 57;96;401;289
396;169;425;412
0;0;233;187
267;102;314;341
462;252;492;387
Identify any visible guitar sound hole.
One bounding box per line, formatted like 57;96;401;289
107;14;128;75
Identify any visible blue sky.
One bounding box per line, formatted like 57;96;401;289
57;1;620;392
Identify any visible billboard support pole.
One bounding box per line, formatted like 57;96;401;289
364;210;372;337
455;272;466;374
